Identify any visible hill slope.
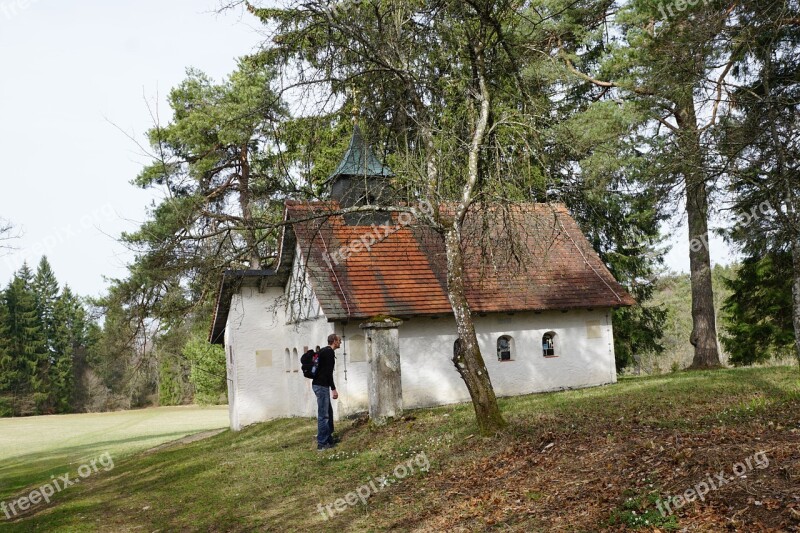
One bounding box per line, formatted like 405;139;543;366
4;367;800;531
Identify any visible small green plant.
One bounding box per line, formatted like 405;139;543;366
523;490;544;501
607;492;679;530
670;361;682;373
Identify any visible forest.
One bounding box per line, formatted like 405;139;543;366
0;0;797;417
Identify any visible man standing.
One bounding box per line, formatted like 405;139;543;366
313;333;340;450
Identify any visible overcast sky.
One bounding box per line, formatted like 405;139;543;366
0;1;734;298
0;0;263;297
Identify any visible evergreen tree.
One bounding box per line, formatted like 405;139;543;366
155;323;192;406
121;61;288;329
4;264;48;413
719;0;800;363
184;335;226;405
50;287;87;412
0;290;13;393
721;254;795;366
32;257;60;359
0;260;98;415
89;281;152;405
550;0;748;369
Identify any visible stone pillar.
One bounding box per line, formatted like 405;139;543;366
360;317;403;425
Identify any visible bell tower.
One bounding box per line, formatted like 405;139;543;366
328;124;394;225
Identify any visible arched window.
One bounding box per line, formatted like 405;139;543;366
497;336;514;361
542;332;556;357
292;348;299;372
284;348;291;372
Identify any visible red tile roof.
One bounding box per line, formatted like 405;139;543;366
284;201;635;321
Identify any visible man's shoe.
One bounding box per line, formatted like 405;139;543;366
317;443;334;451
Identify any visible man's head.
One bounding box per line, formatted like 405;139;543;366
327;334;341;350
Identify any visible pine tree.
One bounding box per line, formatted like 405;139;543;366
0;293;11;417
719;0;800;363
5;264;48;413
184;335;225;405
721;255;795;366
33;257;60;358
0;291;13;393
50;287;86;412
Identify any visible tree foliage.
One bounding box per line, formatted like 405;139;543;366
0;259;96;415
722;254;795;366
122;61;290;329
184;335;226;405
719;0;800;363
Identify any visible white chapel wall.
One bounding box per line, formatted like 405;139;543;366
226;284;617;430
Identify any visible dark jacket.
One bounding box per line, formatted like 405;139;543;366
312;346;336;390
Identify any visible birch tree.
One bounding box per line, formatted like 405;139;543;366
241;0;555;432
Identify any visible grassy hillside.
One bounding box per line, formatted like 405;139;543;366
3;368;799;531
0;405;228;503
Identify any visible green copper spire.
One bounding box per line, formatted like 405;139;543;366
329;124;393;179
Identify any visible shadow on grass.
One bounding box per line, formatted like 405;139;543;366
0;429;216;501
4;419;338;531
3;367;798;532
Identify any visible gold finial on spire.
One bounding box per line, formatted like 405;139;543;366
350;87;360;124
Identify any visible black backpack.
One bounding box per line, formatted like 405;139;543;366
300;349;319;379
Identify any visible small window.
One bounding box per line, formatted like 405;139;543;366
542;332;556;357
284;348;291;372
497;336;513;361
292;348;299;372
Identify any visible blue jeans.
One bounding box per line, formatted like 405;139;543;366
313;384;334;447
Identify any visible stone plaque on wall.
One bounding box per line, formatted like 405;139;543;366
255;349;273;368
586;320;603;339
349;335;366;362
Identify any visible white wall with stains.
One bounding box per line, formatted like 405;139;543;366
224;287;617;431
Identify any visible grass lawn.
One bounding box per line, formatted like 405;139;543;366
0;405;228;503
2;367;799;531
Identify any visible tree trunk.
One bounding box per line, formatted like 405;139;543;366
238;145;260;269
686;176;721;368
676;103;721;369
440;40;506;435
445;228;506;435
792;236;800;368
